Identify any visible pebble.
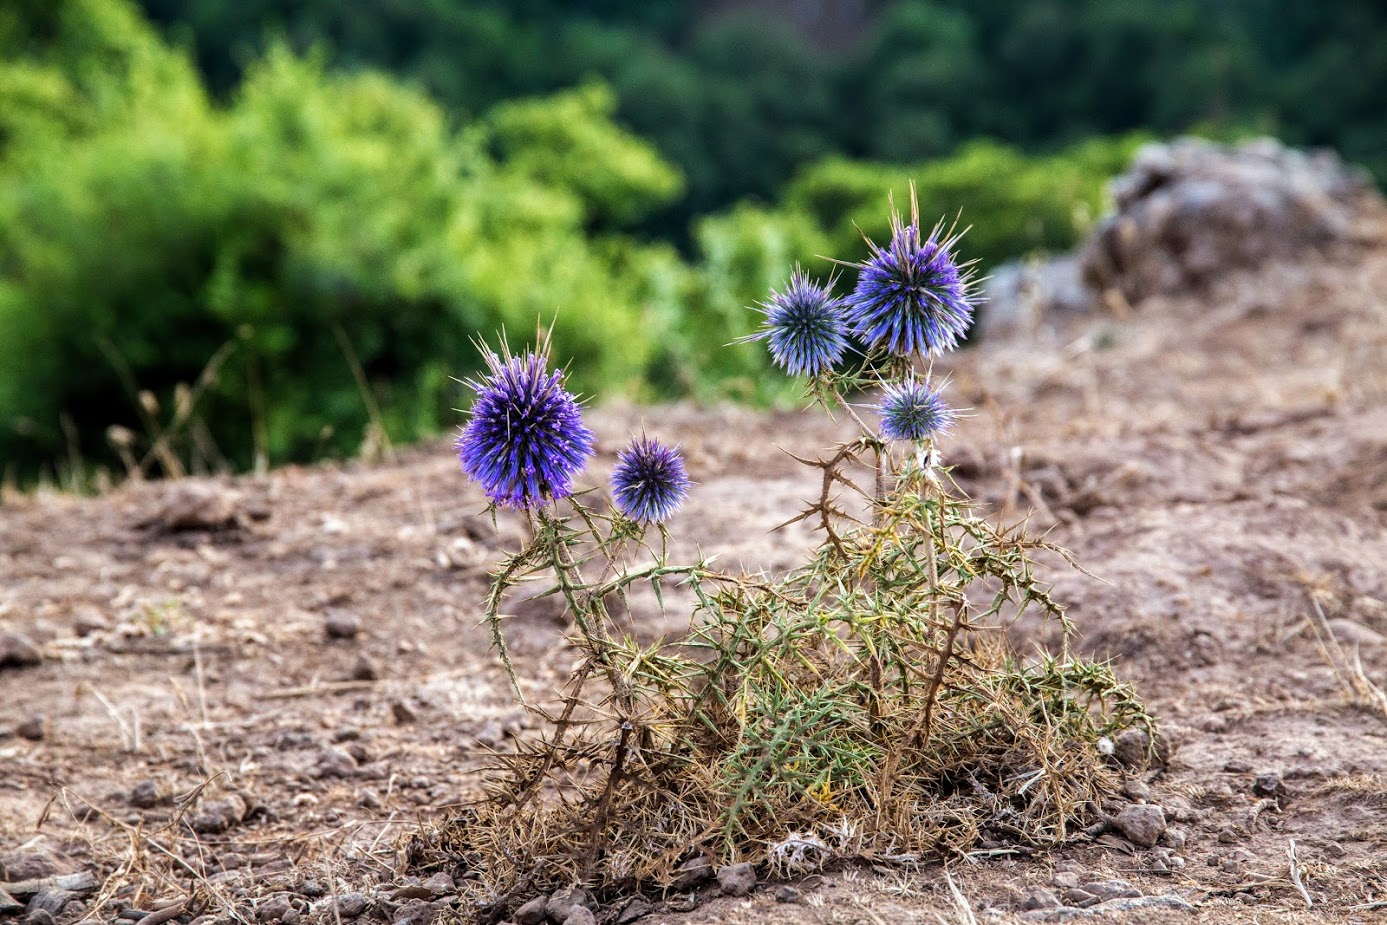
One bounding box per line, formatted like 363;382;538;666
1061;888;1098;908
190;795;249;834
298;881;325;899
25;910;56;925
716;862;756;897
0;632;42;669
513;896;546;925
774;886;801;904
614;899;653;923
1121;779;1150;802
1161;827;1188;849
324;611;361;640
1252;772;1285;798
1084;880;1140;902
545;888;593;923
1113;803;1167;848
391;700;418;724
1223;759;1253;773
315;747;358;779
1021;889;1060;910
257;897;291;923
421;873;454;896
130;780;161;809
672;857;713;889
350;656;380;682
16;717;44;741
562;909;596;925
335;893;368;919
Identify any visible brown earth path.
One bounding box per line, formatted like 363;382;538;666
2;245;1386;924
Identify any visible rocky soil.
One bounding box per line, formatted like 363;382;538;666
3;223;1387;921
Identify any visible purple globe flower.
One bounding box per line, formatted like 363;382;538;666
456;349;595;509
845;211;976;357
748;269;849;376
875;379;956;443
610;436;690;523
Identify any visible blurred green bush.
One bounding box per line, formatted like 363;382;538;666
0;0;1140;482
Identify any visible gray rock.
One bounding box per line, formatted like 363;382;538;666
335;893;368;919
16;718;44;741
420;873;454;896
671;857;713;890
190;795;249;834
1021;889;1061;911
130;780;161;809
324;611;361;640
349;655;380;682
614;899;652;924
1061;888;1099;908
1127;806;1172;845
545;888;593;923
513;896;547;925
562;909;596;925
24;909;55;925
315;747;359;779
716;862;756;897
1081;137;1382;305
981;255;1097;337
1252;772;1285;798
0;633;42;670
1114;803;1167;848
257;897;291;923
1083;880;1140;903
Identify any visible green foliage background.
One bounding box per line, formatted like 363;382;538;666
1;0;1382;479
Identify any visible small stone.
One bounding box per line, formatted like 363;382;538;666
190;795;249;834
1160;827;1188;848
672;857;713;890
392;899;438;925
1061;888;1099;908
336;893;367;919
1114;803;1167;848
315;747;358;779
1121;779;1150;802
774;887;801;904
1223;759;1253;773
281;910;299;925
350;656;379;682
513;896;547;925
131;780;160;808
258;897;291;923
25;910;56;925
1051;871;1080;890
16;717;44;741
545;888;592;923
1217;828;1241;844
325;611;361;640
0;632;42;669
298;881;325;899
1021;889;1060;910
421;873;454;896
716;862;756;897
615;899;652;923
1084;880;1140;902
72;609;110;637
391;700;417;724
562;910;595;925
1252;772;1285;798
1112;729;1150;768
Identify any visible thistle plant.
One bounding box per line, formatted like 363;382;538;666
419;188;1151;918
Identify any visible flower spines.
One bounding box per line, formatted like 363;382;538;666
845;211;976;357
456;350;595;509
752;269;848;377
875;378;956;443
610;436;691;524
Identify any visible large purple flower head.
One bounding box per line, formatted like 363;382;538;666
875;378;956;443
610;435;690;523
845;203;976;357
456;348;595;509
748;269;848;377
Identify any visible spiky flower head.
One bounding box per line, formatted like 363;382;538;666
610;435;691;524
456;348;595;509
845;199;976;357
875;378;956;443
748;269;848;377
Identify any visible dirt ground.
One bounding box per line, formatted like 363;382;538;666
2;241;1386;925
